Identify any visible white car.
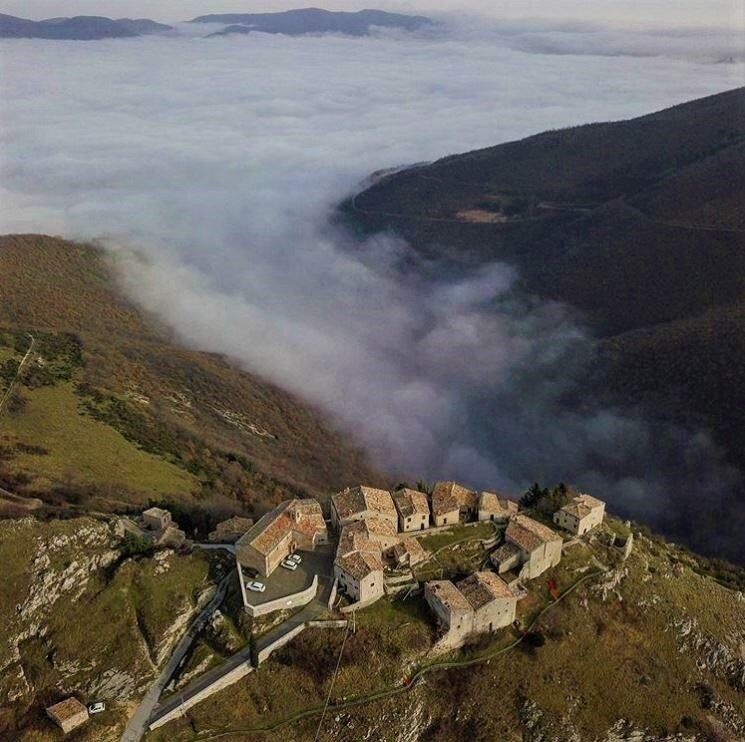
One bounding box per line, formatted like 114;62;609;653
247;580;266;592
287;553;302;565
281;559;298;571
87;702;106;714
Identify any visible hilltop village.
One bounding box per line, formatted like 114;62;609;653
44;481;613;736
232;482;607;648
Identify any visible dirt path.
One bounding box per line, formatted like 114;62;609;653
0;333;35;417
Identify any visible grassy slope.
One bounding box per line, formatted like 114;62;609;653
0;234;381;520
153;520;745;741
2;382;195;500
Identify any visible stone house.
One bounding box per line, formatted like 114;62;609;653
425;571;520;648
387;536;429;568
491;514;562;580
142;506;172;531
458;571;520;633
208;516;254;543
46;697;88;734
477;491;518;523
330;485;398;531
425;579;474;640
431;481;477;526
235;498;328;577
553;493;605;535
392;487;430;532
334;548;385;603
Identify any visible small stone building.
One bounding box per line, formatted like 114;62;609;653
477;491;518;523
235;498;327;577
334;549;384;603
142;507;172;531
208;516;254;543
492;514;562;580
553;493;605;536
431;481;477;526
330;486;398;531
392;487;430;532
425;571;520;648
46;697;89;734
388;536;429;568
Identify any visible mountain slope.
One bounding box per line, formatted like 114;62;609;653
0;234;380;523
0;13;171;39
192;8;434;37
344;87;745;560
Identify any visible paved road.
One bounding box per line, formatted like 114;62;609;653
149;572;334;730
120;573;231;742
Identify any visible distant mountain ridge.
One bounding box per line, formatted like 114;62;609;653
0;8;433;40
0;13;172;39
193;8;435;37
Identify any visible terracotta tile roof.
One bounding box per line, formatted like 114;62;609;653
142;506;170;520
331;485;396;520
336;517;396;558
431;481;477;516
391;536;428;565
478;491;518;515
426;580;472;613
335;549;383;580
46;697;87;723
236;499;325;556
490;541;521;565
457;571;515;608
392;488;430;518
560;493;605;519
506;514;561;553
210;516;254;538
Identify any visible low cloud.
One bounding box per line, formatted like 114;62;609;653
0;31;743;557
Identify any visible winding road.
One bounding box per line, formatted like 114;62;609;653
120;573;231;742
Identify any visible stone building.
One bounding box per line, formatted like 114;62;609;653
392;487;430;532
142;506;172;531
330;485;398;530
235;498;328;577
553;493;605;535
333;516;396;604
45;697;88;734
208;516;254;543
334;549;385;604
491;514;562;580
477;491;518;523
425;571;520;648
388;536;429;568
431;481;477;526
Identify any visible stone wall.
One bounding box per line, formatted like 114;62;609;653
256;623;306;664
243;575;318;617
149;662;254;730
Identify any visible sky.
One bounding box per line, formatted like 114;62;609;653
2;0;744;29
0;20;744;556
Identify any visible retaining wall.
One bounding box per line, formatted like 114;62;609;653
327;576;339;612
256;623;306;664
244;575;318;617
340;594;383;614
149;661;253;730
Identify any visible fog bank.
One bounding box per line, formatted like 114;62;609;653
1;31;743;556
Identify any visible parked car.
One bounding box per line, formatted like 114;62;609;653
281;559;298;571
87;702;106;714
287;553;302;565
243;566;259;579
247;580;266;592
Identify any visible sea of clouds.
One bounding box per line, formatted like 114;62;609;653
0;24;743;555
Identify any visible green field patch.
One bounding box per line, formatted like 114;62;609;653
0;382;197;502
417;520;496;551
